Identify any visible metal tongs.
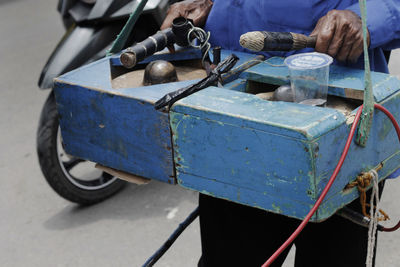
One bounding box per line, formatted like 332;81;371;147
154;54;239;110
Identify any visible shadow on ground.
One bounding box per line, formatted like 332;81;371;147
44;181;198;231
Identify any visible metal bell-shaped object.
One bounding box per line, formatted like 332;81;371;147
143;60;178;86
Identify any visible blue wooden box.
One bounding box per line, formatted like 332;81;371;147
54;50;400;221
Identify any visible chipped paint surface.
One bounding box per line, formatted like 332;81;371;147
272;204;283;214
171;77;400;221
172;86;345;141
53;49;400;222
54;81;176;184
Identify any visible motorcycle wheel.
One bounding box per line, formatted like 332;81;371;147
37;92;126;205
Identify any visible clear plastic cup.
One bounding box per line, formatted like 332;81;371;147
284;52;333;106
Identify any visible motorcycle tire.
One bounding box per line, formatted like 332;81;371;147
37;92;126;205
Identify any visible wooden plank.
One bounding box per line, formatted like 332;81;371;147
224;78;247;92
54;56;216;184
171;86;400;221
240;57;400;102
178;172;316;220
171;86;345;141
171;110;316;204
314;91;400;201
54;81;179;184
95;164;151;185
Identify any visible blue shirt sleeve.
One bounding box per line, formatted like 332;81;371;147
346;0;400;50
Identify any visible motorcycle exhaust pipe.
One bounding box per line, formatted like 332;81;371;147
120;17;194;69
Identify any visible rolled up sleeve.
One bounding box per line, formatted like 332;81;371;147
346;0;400;50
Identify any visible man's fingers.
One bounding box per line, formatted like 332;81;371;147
161;8;182;30
192;2;213;26
309;28;318;38
347;35;364;63
346;28;369;63
327;21;348;58
161;0;213;30
336;32;354;62
192;11;208;26
314;21;336;54
311;10;368;63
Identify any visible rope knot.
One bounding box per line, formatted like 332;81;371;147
345;165;389;222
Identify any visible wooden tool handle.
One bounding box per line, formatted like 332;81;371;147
240;31;316;52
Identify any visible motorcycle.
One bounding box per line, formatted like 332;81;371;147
37;0;175;205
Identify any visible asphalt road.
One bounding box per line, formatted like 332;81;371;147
1;0;400;266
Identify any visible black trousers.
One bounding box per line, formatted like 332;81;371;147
198;193;378;267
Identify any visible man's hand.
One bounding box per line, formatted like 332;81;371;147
160;0;213;30
310;10;370;63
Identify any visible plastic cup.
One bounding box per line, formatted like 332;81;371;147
284;52;333;106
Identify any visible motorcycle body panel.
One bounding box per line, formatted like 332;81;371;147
38;23;124;89
59;0;167;22
39;0;170;89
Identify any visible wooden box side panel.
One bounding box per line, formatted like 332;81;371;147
172;87;345;141
179;172;315;220
171;111;317;206
170;89;400;220
54;82;175;183
314;92;400;219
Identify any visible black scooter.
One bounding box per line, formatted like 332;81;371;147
37;0;175;204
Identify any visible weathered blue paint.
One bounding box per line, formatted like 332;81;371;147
223;78;247;92
53;49;258;184
170;75;400;221
177;172;316;220
54;81;176;183
54;53;206;184
54;48;400;221
313;93;400;219
171;87;345;141
241;57;400;102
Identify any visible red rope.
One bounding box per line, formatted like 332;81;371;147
262;104;400;266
